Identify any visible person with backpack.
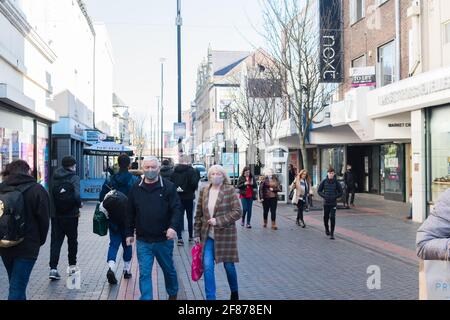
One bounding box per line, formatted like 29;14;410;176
0;160;50;300
99;154;139;285
318;167;343;240
126;156;182;300
49;156;82;280
171;154;200;245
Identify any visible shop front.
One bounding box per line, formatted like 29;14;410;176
0;103;51;189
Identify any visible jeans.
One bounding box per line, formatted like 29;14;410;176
177;199;194;239
262;198;277;221
296;199;305;221
323;205;336;235
1;256;36;300
136;239;178;300
203;238;238;300
240;198;253;225
107;222;132;264
50;217;79;269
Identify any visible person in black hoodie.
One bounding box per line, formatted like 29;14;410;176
49;156;82;280
0;160;50;300
99;154;139;285
318;167;343;240
160;159;174;180
343;164;357;208
126;156;182;300
171;154;200;245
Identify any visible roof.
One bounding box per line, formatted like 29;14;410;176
211;51;250;76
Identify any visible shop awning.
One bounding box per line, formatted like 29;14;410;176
83;141;134;156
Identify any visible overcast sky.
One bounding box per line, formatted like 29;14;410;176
84;0;265;131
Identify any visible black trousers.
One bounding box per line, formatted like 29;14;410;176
50;217;79;269
262;198;278;222
323;205;336;235
345;187;355;205
296;200;305;221
177;199;194;239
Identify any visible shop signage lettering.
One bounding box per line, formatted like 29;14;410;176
350;67;376;87
380;76;450;106
388;123;411;127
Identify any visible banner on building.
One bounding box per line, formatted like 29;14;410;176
173;122;186;139
319;0;343;83
350;67;376;87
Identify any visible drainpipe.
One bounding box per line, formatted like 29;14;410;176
395;0;401;82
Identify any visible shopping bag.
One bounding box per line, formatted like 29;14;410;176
420;260;450;300
191;243;204;281
66;266;81;290
93;203;108;236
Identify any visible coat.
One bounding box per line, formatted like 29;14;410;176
194;183;242;263
290;178;312;204
416;188;450;260
237;175;257;199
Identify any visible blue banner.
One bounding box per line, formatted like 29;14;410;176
80;179;104;200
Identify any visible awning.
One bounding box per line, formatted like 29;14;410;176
83;141;134;156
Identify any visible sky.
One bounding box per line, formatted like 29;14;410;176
84;0;265;131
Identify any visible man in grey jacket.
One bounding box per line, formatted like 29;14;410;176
416;188;450;260
49;156;82;280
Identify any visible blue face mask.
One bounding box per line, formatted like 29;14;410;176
144;170;158;180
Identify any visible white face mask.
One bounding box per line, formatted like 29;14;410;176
211;176;224;185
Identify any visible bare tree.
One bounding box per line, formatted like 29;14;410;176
259;0;338;170
132;115;148;167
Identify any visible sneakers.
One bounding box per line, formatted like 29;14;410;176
300;220;306;228
107;268;117;285
188;237;194;243
49;269;61;280
177;239;184;246
123;270;132;279
246;224;252;229
330;234;335;240
240;221;244;227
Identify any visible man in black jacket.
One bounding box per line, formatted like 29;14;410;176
171;154;200;245
343;164;357;208
0;160;50;300
318;167;343;240
126;156;182;300
49;156;82;280
160;159;174;180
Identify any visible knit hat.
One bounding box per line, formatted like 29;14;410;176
62;156;76;168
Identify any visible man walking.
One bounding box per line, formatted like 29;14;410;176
49;156;82;280
343;164;357;208
317;167;343;240
126;156;182;300
171;154;200;245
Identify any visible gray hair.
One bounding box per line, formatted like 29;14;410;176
207;165;231;184
142;156;161;167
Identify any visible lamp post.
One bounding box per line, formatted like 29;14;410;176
160;58;165;159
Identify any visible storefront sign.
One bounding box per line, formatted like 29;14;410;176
379;76;450;106
388;123;411;127
80;179;104;200
174;122;186;139
319;0;343;83
350;67;376;87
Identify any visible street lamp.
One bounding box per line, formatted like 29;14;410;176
160;58;165;159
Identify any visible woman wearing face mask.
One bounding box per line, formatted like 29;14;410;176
193;165;242;300
258;168;280;230
237;167;257;228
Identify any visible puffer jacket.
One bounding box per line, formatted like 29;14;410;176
416;188;450;260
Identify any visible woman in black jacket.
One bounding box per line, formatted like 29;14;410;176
237;167;257;228
0;160;50;300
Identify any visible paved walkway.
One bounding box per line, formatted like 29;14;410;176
0;193;421;300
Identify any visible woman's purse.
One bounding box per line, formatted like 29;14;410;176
191;243;204;281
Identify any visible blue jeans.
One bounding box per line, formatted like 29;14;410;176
107;222;132;263
136;239;178;300
203;238;238;300
1;256;36;300
240;198;253;225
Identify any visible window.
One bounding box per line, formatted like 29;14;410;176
377;0;389;6
444;21;450;44
350;0;365;25
352;55;366;68
378;40;395;87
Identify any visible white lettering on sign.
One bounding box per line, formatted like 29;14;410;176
322;35;336;80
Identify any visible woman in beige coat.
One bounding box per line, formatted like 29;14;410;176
194;165;242;300
290;169;312;228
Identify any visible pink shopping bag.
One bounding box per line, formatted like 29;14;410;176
191;243;204;281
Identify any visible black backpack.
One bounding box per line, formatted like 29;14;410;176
52;179;77;213
0;182;35;248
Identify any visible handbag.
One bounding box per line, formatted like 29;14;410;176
93;203;108;236
191;243;204;281
420;259;450;300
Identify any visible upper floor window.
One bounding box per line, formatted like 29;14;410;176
378;40;395;87
350;0;365;25
444;21;450;45
352;55;366;68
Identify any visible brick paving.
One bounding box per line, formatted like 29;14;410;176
1;191;421;300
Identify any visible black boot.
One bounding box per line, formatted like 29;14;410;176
296;218;300;226
230;291;239;300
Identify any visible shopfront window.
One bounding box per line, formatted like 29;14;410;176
381;144;405;201
428;105;450;202
0;109;35;183
37;122;50;190
320;147;344;180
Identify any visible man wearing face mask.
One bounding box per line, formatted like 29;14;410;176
125;156;182;300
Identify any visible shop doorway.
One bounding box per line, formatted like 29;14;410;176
346;145;379;194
